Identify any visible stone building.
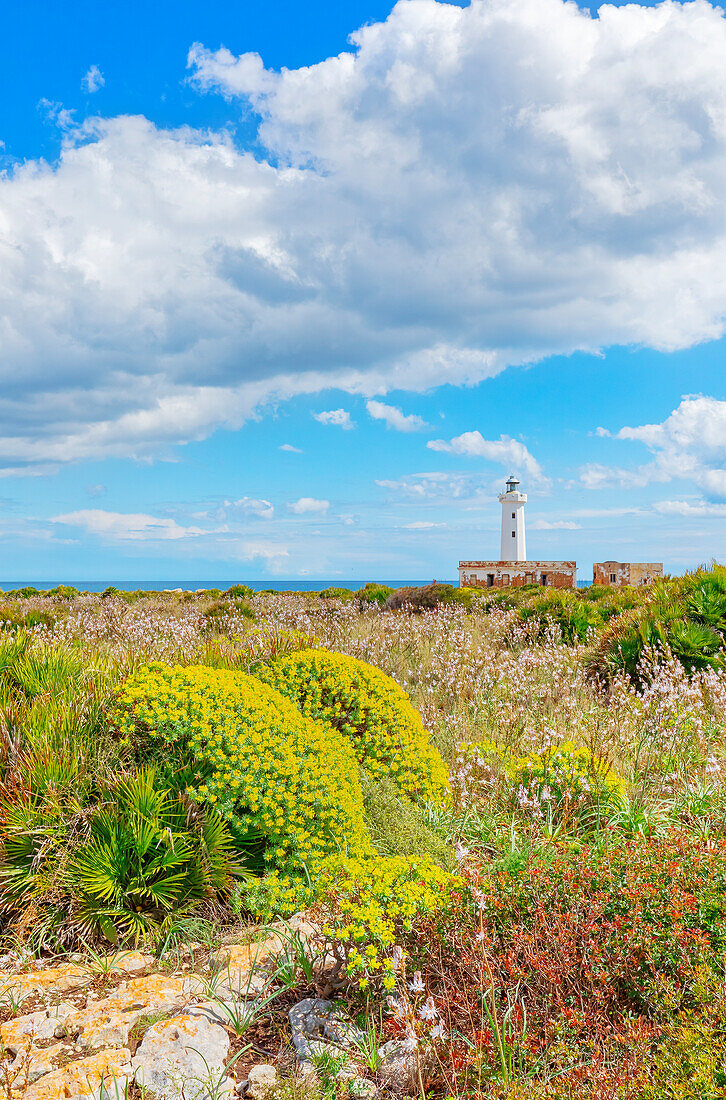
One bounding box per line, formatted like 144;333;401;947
458;475;577;589
459;560;577;588
593;561;663;587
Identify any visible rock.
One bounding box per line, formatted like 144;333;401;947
7;1042;68;1085
0;962;92;1005
208;937;280;997
65;974;188;1050
246;1063;277;1099
22;1047;133;1100
131;1012;233;1100
289;998;363;1061
98;950;156;976
1;1003;75;1052
378;1038;422;1090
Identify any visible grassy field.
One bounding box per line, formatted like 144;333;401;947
1;573;726;1097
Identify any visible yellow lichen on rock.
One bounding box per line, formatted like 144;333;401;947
22;1047;132;1100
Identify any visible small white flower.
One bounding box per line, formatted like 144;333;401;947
430;1023;448;1041
409;971;425;993
454;840;470;862
386;996;407;1021
419;996;439;1022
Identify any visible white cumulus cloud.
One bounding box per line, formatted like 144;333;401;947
652;499;726;517
81;65;105;93
313;409;355;430
427;431;546;485
3;0;726;467
226;497;274;519
366;400;429;432
51;509;205;541
580;395;726;496
530;519;581;530
287;496;330;514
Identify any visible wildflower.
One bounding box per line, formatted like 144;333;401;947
430;1024;448;1041
387;997;408;1021
419;996;439;1022
454;840;471;862
409;971;425;993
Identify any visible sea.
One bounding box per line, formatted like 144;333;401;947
0;579;443;593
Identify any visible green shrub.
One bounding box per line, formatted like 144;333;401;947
0;607;56;632
254;648;449;803
361;776;454;869
0;769;238;945
225;584;253;599
202;599;255;634
590;567;726;683
109;663;373;881
355;582;393;607
48;585;79;599
318;587;354;600
71;771;238;943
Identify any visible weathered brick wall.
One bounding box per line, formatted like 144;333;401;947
593;562;663;586
459;561;576;589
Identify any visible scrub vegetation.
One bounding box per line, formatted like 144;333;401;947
0;568;726;1096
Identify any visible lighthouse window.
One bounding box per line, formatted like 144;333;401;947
512;531;516;537
511;512;515;519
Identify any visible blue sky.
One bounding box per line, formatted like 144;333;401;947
1;0;726;584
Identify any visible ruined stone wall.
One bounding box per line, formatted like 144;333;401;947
459;561;576;589
593;562;663;586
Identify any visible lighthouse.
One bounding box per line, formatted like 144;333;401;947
499;474;526;562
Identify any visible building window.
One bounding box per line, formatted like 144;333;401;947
610;573;616;583
487;574;494;587
502;575;510;586
511;512;515;519
512;530;516;537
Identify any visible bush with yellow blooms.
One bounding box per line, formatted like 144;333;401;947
109;663;373;879
456;737;622;826
254;648;449;804
244;852;456;990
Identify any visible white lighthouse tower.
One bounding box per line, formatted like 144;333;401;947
499;475;527;562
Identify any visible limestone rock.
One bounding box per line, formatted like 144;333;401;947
1;1003;75;1053
288;997;363;1065
22;1046;132;1100
98;950;155;976
0;962;92;1005
378;1038;422;1090
7;1042;68;1085
65;974;188;1050
131;1012;233;1100
246;1063;277;1099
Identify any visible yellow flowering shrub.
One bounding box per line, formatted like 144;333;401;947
254;648;449;803
245;853;457;990
108;663;373;878
456;738;622;823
